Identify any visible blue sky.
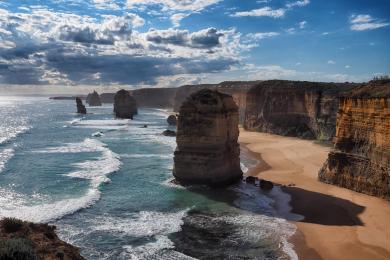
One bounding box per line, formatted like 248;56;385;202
0;0;389;91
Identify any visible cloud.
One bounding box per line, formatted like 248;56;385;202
350;14;390;31
231;7;286;18
245;64;297;79
92;0;120;10
327;60;336;64
125;0;222;12
286;0;310;9
299;21;307;29
0;8;244;85
170;13;189;27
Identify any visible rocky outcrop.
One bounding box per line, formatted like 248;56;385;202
0;218;84;260
100;93;115;103
131;88;177;108
162;130;176;137
114;89;138;119
167;115;177;126
173;89;243;185
87;91;102;106
173;81;257;123
244;80;358;140
75;97;86;114
319;80;390;200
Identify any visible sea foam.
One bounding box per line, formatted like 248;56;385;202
0;138;121;223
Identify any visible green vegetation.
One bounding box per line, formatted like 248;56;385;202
0;238;39;260
1;218;24;233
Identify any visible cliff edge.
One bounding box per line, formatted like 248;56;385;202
319;79;390;200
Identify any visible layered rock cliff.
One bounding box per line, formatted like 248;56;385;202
87;91;102;106
319;80;390;200
173;81;257;123
173;89;243;185
0;218;84;260
131;88;177;108
244;80;357;140
75;97;86;114
114;89;138;119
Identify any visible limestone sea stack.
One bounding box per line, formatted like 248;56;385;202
319;79;390;200
173;89;243;185
167;115;177;126
76;97;86;114
87;91;102;106
114;89;138;119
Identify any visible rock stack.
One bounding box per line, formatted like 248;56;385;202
167;115;177;126
173;89;243;185
87;91;102;106
75;97;86;114
114;89;138;119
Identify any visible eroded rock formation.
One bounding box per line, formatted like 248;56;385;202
167;115;177;126
114;89;138;119
87;91;102;106
173;89;243;185
76;97;86;114
319;80;390;200
244;80;357;140
0;218;84;260
131;88;177;108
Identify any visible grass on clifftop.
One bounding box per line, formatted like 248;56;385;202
0;238;40;260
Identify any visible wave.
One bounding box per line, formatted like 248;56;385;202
0;148;14;173
0;138;121;223
0;124;30;145
72;119;131;130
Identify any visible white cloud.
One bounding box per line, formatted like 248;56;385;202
327;60;336;64
285;28;296;34
345;65;350;69
126;0;222;12
286;0;310;9
92;0;120;10
246;64;297;79
232;7;286;18
296;62;301;66
299;21;307;29
170;13;189;27
350;14;390;31
246;32;279;40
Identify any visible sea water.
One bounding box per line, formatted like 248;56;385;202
0;96;298;260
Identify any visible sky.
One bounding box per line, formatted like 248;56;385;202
0;0;389;93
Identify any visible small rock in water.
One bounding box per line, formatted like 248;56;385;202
245;176;258;184
142;124;148;128
260;179;274;191
167;115;177;126
162;130;176;137
92;132;104;137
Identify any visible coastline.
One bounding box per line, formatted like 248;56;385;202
239;128;390;260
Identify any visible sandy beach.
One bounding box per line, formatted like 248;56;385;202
239;129;390;260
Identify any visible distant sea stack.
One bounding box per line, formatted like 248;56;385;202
114;89;138;119
319;79;390;200
87;91;102;106
173;89;243;185
167;115;177;126
76;97;86;114
244;80;357;140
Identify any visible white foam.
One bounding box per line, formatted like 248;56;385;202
240;162;249;173
0;124;30;145
72;119;131;130
0;148;14;173
0;138;121;223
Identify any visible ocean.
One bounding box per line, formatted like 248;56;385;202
0;96;298;260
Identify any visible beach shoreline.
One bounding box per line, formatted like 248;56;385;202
239;129;390;260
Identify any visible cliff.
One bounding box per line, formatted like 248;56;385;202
319;80;390;200
114;89;138;119
173;89;243;185
87;91;102;106
75;97;86;114
244;80;358;140
173;81;258;123
0;218;84;260
131;88;177;108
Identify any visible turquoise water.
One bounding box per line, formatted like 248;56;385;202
0;96;297;260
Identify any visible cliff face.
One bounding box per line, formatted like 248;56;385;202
114;89;138;119
319;80;390;200
75;97;86;114
173;81;257;123
131;88;177;108
244;80;357;140
87;91;102;106
173;89;243;185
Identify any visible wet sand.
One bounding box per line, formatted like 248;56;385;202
239;129;390;260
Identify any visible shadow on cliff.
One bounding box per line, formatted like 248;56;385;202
183;182;365;227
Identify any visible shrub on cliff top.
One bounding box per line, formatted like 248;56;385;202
0;238;39;260
1;218;24;233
